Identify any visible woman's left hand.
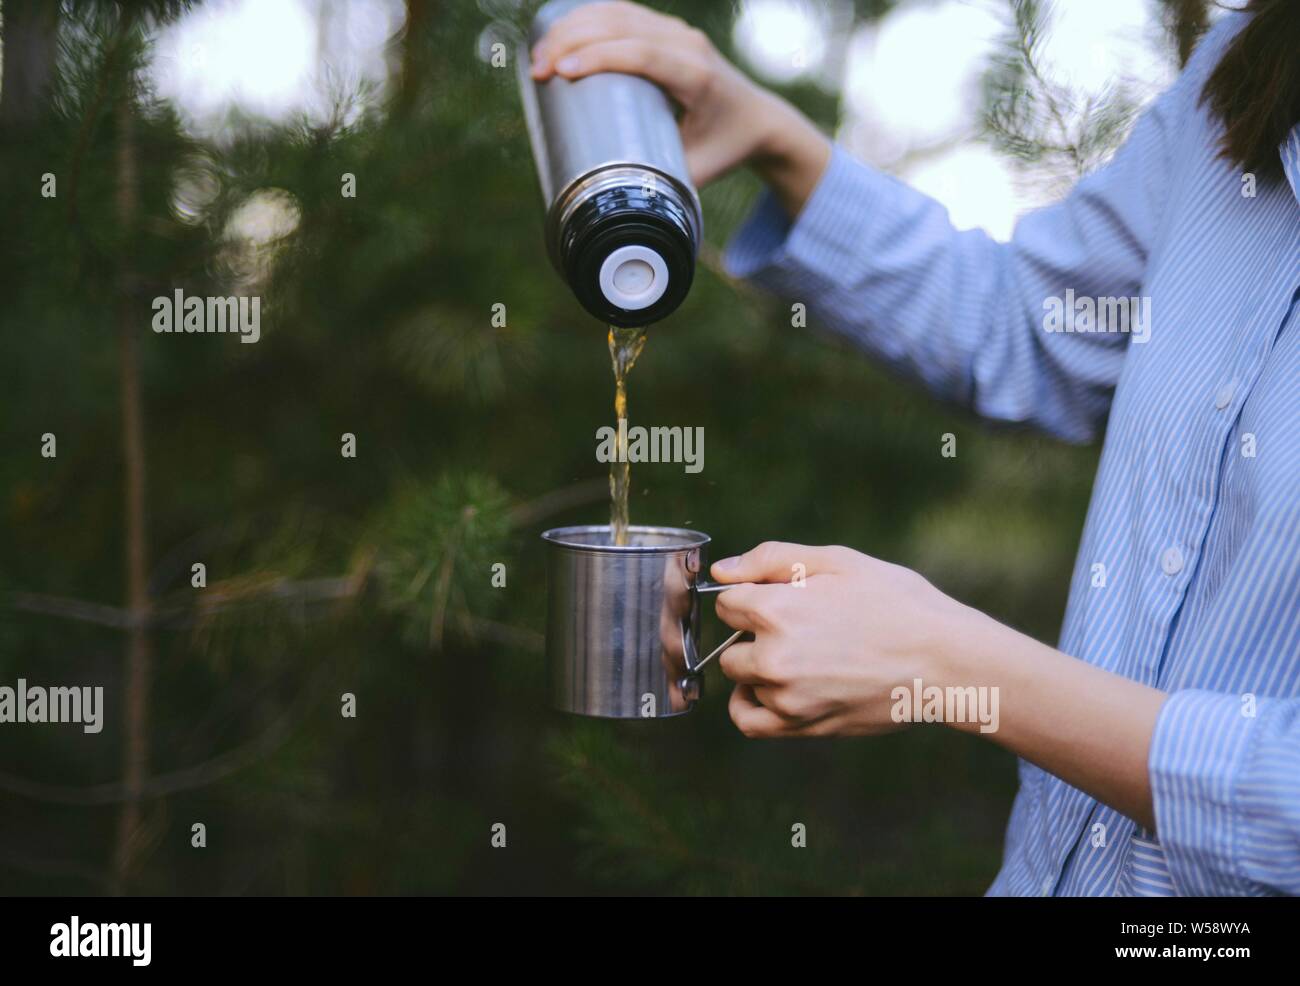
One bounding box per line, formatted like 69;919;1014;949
710;541;974;737
710;541;1167;829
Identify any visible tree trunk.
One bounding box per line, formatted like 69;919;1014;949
110;53;153;896
0;0;59;125
395;0;432;115
1164;0;1209;67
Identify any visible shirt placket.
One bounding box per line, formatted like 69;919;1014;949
1052;282;1293;896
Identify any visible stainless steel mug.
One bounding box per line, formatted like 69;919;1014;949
542;525;745;718
518;0;703;327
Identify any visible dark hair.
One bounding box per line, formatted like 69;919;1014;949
1201;0;1300;176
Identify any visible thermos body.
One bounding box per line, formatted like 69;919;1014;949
519;0;703;327
523;9;692;210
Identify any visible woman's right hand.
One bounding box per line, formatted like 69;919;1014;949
530;1;831;217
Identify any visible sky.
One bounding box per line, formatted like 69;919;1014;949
142;0;1242;242
736;0;1201;238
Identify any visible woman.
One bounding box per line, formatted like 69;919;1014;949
532;1;1300;895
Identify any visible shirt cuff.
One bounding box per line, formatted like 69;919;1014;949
1148;689;1262;895
722;143;891;299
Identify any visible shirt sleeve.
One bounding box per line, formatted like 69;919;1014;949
1149;689;1300;895
721;25;1229;443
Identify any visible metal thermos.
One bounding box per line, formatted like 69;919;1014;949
518;0;703;327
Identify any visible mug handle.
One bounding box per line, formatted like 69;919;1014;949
684;580;752;675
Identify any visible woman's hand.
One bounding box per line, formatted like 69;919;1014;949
709;541;975;737
710;540;1168;829
530;1;831;215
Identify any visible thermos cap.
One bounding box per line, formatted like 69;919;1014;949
598;244;669;311
558;174;696;327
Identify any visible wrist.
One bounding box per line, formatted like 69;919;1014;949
927;601;1014;737
746;92;832;217
746;89;794;162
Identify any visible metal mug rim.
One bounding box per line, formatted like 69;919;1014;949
541;524;710;554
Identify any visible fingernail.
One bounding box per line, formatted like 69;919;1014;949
714;556;740;572
555;56;580;74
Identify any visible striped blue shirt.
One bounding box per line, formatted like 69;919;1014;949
724;12;1300;896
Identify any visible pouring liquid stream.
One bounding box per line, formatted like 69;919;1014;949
608;324;648;546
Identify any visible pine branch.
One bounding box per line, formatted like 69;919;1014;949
551;728;847;894
506;477;607;528
10;591;137;629
983;0;1141;195
0;667;320;807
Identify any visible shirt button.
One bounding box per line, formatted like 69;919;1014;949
1214;380;1236;409
1161;546;1184;575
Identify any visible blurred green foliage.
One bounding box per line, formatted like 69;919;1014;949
0;0;1126;895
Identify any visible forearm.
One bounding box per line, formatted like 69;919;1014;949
937;605;1168;830
726;138;1127;442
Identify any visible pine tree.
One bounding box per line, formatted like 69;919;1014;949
0;0;1207;894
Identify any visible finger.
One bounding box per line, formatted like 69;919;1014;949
531;1;682;75
711;541;856;585
717;640;766;684
728;684;790;738
712;581;788;633
752;685;839;735
542;40;708;106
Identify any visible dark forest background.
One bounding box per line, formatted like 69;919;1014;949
1;0;1209;894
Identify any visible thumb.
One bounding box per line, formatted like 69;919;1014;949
710;541;844;585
